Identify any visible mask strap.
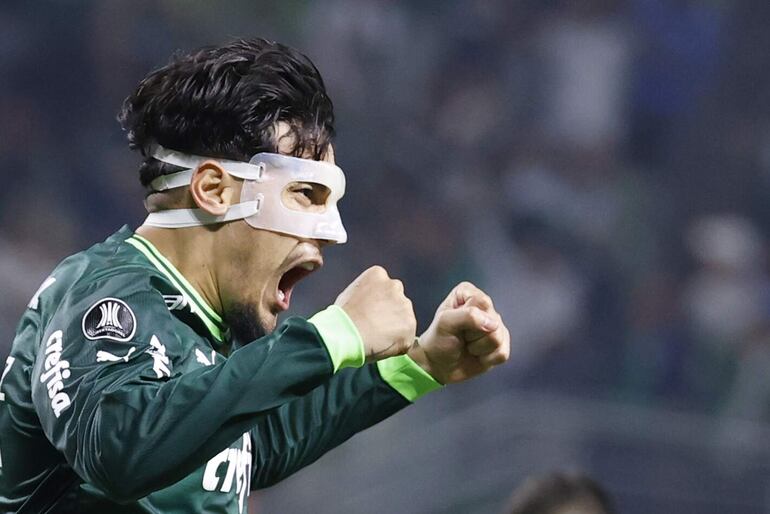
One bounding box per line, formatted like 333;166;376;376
143;198;263;228
148;145;263;192
150;169;194;191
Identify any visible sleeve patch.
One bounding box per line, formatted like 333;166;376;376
81;298;137;342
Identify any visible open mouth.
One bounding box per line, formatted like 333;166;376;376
276;261;320;311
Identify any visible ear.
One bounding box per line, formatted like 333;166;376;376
189;160;238;216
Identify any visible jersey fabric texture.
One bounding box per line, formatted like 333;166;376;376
0;226;441;513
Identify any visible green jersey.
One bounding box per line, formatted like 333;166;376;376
0;227;440;513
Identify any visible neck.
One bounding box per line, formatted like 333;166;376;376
135;225;224;316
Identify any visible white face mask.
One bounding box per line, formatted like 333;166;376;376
142;145;348;244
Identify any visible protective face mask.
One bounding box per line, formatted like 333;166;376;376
142;145;348;244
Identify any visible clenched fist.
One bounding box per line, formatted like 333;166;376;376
335;266;417;362
409;282;510;384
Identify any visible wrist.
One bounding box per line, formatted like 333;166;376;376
309;305;366;372
377;351;443;401
407;342;444;385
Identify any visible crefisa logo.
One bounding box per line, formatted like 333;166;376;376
82;298;137;341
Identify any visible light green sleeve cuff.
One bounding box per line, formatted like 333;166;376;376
309;305;366;373
377;354;443;402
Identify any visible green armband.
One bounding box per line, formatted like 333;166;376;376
309;305;366;372
377;354;442;402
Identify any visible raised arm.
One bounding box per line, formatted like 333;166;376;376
31;279;345;502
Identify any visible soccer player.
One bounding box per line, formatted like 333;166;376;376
0;38;510;513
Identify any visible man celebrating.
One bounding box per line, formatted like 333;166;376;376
0;39;510;513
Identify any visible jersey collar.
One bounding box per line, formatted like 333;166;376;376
125;234;227;343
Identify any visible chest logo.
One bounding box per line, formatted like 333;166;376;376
97;346;136;363
82;298;137;342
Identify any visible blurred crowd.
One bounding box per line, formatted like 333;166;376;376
3;0;770;503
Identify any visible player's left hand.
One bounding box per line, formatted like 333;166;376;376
408;282;510;384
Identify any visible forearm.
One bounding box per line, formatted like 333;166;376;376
250;364;407;488
251;354;441;488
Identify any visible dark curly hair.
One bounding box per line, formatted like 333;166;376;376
118;38;335;189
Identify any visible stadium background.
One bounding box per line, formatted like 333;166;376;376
2;1;770;512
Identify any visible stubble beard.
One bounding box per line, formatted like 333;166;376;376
223;302;272;346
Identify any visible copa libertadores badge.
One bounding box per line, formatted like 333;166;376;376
82;298;137;341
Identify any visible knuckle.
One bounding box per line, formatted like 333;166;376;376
466;306;484;323
486;353;504;366
370;265;387;278
473;294;493;310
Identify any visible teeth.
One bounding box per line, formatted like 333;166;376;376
301;262;316;271
277;290;286;302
